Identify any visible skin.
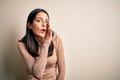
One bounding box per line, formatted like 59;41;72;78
17;11;65;80
28;12;51;46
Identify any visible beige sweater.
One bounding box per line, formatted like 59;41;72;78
17;34;65;80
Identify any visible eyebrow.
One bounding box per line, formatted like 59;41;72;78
35;17;49;21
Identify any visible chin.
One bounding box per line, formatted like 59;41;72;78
40;34;45;38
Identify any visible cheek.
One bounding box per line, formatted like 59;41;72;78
32;25;42;34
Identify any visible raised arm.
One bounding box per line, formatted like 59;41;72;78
17;30;53;80
17;41;49;80
32;41;49;79
32;29;53;79
56;36;66;80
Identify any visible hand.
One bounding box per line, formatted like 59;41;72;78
42;23;52;47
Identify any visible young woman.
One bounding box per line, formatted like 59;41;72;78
17;8;65;80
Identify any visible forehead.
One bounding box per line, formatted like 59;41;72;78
35;12;49;19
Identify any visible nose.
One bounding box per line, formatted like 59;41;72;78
42;21;46;27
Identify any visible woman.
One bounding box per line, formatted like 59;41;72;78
17;8;65;80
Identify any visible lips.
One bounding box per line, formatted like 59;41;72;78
41;29;46;34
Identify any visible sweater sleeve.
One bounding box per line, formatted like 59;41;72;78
32;43;49;79
56;36;66;80
17;42;35;74
17;42;49;80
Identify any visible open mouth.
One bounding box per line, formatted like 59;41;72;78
41;29;46;34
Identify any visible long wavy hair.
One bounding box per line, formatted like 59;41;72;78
19;8;54;57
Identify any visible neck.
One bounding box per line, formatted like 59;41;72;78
34;36;45;46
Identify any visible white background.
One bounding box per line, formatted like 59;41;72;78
0;0;120;80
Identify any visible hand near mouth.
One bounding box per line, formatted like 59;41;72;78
42;24;52;47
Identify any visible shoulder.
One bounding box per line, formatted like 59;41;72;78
17;41;25;46
17;41;26;49
17;41;30;57
53;33;62;44
52;33;64;52
52;31;62;43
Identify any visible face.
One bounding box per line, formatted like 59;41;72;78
28;12;49;38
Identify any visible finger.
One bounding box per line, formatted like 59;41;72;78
49;29;52;39
47;22;50;31
46;23;50;36
45;29;51;40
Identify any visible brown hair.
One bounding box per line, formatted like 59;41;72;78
19;8;54;57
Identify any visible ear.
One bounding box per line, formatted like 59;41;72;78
27;22;32;29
